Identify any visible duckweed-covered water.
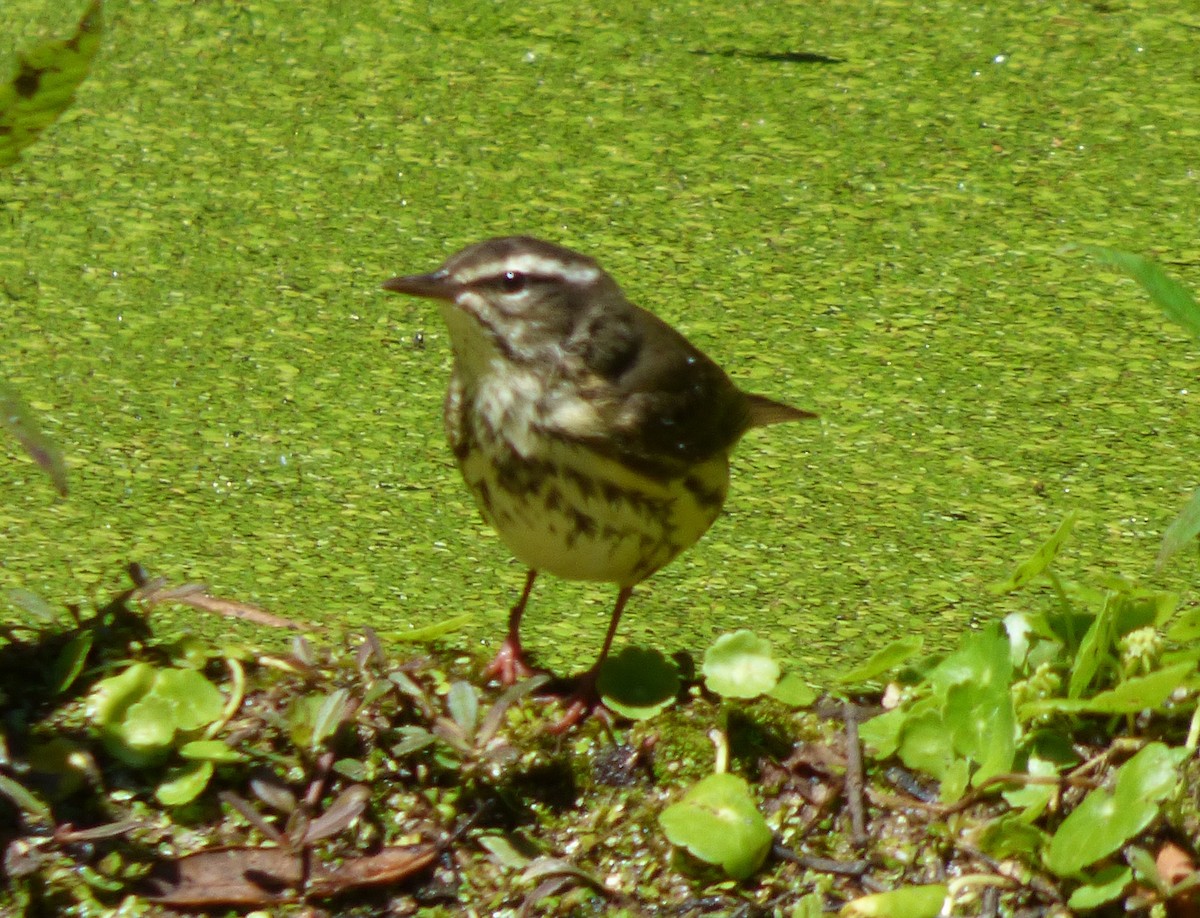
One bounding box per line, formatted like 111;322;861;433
1;1;1198;677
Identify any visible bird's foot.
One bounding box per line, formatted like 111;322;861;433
546;666;610;734
482;636;542;686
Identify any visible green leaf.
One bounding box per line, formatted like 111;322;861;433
658;773;772;880
1066;864;1133;911
0;0;103;168
446;680;478;734
88;664;223;766
0;774;51;818
1161;646;1200;670
702;630;781;699
990;513;1077;594
477;674;550;744
840;884;949;917
118;692;178;759
87;663;156;717
767;671;817;707
945;680;1016;786
1120;588;1178;631
834;635;923;685
929;624;1013;699
1001;755;1060;819
0;382;68;495
1167;604;1200;643
1125;845;1161;887
597;646;680;719
1068;591;1119;699
791;894;826;918
977;813;1049;859
333;758;369;781
51;630;93;694
5;587;59;623
178;740;246;764
1044;742;1185;876
383;613;473;642
310;688;350;749
1159;487;1200;570
87;662;158;760
155;760;214;807
893;706;957;783
858;702;909;759
939;758;971;804
390;726;437;757
930;627;1017;786
153;668;224;730
1023;662;1195;717
477;832;542;870
865;626;1016;802
1085;246;1200;341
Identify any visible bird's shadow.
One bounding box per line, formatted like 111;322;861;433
690;48;846;65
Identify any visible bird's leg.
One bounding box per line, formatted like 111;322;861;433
549;585;633;733
483;569;541;685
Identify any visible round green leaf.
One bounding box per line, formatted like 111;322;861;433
152;668;225;730
702;631;780;699
597;647;680;719
86;662;157;727
768;671;818;707
120;694;177;750
88;665;169;766
659;773;771;880
1045;742;1186;876
156;761;214;807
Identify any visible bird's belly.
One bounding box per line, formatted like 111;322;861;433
458;443;730;587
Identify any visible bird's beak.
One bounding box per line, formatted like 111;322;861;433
381;269;458;301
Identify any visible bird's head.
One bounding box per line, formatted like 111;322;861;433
382;236;625;380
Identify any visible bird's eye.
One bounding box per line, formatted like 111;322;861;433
500;271;527;294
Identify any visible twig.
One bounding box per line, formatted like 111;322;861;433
127;562;311;630
843;700;868;847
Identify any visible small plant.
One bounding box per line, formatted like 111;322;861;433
653;629;818;880
857;515;1200;911
389;672;549;780
86;654;245;805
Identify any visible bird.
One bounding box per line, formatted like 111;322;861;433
382;236;814;727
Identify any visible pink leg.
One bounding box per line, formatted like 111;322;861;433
549;586;633;733
483;570;541;685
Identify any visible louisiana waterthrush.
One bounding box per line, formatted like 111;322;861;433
382;236;814;726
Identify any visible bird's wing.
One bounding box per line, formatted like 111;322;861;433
553;302;753;477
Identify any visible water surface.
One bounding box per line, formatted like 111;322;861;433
1;1;1197;676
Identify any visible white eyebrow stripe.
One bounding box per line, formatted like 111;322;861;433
457;253;601;286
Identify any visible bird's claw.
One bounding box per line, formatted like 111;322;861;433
483;636;541;686
546;667;609;734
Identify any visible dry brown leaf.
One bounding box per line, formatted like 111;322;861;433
140;846;304;907
140;844;438;907
306;845;439;897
